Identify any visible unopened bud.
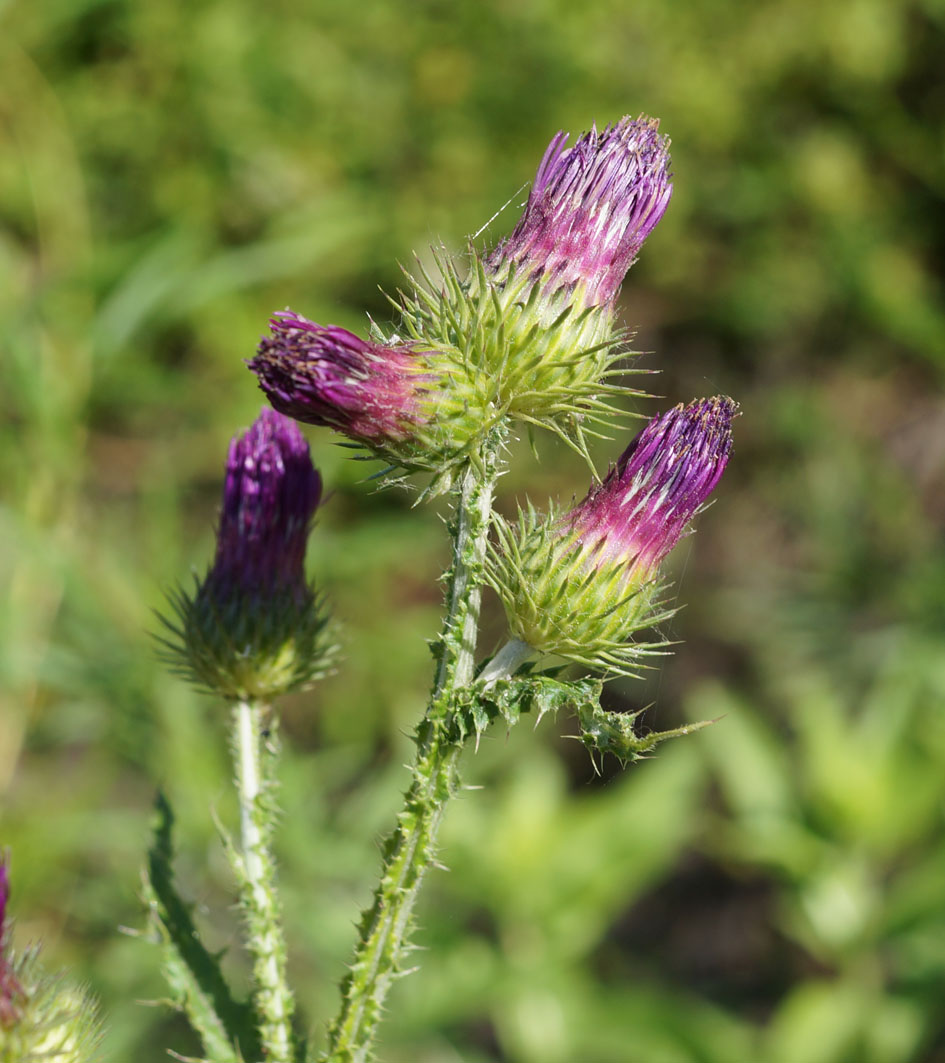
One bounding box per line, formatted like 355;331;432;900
486;397;735;674
160;408;334;699
250;312;488;475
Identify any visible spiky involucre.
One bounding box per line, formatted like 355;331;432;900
1;858;104;1063
395;250;637;464
0;951;103;1063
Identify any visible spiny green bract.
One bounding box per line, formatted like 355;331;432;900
0;949;103;1063
158;582;336;701
394;248;644;462
485;500;676;676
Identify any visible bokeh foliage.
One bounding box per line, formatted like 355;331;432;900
2;0;945;1059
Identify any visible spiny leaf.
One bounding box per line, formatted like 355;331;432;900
576;702;716;766
142;792;260;1063
452;674;603;740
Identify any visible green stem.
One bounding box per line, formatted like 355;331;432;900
322;435;502;1063
477;637;534;687
233;699;296;1063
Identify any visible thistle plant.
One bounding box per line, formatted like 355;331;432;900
145;113;737;1063
154;407;334;1063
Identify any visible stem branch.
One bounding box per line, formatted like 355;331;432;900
323;435;502;1062
233;699;296;1063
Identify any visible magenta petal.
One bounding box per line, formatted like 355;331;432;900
249;311;429;444
566;397;736;575
489;116;673;307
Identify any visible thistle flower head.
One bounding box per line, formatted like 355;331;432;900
0;854;22;1032
486;397;736;675
249;311;486;476
159;408;335;700
488;115;673;310
391;117;672;455
0;856;103;1062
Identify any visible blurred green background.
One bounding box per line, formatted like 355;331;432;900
2;0;945;1060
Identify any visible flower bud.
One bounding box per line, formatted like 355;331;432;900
397;117;673;452
249;312;487;474
486;397;735;674
0;855;104;1062
160;407;334;700
489;115;673;312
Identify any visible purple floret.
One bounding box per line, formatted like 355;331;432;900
566;396;735;575
489;116;673;308
249;312;431;444
209;407;321;601
0;855;8;941
0;853;23;1030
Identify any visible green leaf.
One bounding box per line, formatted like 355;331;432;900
576;701;715;766
142;792;260;1063
452;674;603;740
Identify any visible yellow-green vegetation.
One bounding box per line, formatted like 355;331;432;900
2;0;944;1061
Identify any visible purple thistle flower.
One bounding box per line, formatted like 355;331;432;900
0;853;23;1030
250;312;434;446
206;406;322;604
566;396;736;578
485;396;735;674
488;115;673;309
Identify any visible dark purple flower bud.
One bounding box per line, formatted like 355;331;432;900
207;406;322;603
159;408;335;700
488;115;673;309
249;312;442;452
566;396;736;579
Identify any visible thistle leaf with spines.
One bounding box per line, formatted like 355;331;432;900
141;793;260;1063
577;702;717;766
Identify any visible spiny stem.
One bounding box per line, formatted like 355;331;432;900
322;434;502;1063
233;699;296;1063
